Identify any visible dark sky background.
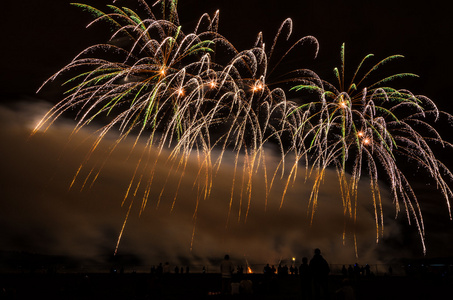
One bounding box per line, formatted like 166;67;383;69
1;0;453;270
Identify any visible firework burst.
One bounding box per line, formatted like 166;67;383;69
34;0;320;252
291;43;453;253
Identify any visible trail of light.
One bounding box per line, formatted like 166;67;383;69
114;199;134;256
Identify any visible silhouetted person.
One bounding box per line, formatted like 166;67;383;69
353;264;360;279
347;265;353;278
264;263;271;275
220;254;234;294
282;265;289;277
156;263;163;275
364;264;370;277
299;257;311;300
341;265;348;277
309;248;330;300
237;265;244;275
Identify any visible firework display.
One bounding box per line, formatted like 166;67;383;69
35;0;453;254
290;44;453;253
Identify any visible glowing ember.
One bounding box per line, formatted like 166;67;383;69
252;81;263;92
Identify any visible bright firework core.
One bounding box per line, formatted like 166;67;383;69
252;81;264;92
339;101;348;108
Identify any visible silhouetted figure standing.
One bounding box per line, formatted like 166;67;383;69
282;265;289;277
353;264;360;279
364;264;370;277
347;265;353;279
156;263;163;276
341;265;348;277
237;265;244;275
220;254;234;295
299;257;311;300
309;248;330;300
264;263;272;275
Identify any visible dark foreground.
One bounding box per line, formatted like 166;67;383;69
1;272;452;300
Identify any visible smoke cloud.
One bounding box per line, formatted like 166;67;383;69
0;99;424;271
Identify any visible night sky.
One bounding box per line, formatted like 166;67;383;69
1;0;453;270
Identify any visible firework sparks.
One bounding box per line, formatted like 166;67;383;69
290;43;453;253
33;1;453;256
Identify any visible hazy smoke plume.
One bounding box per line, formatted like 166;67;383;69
0;100;419;271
